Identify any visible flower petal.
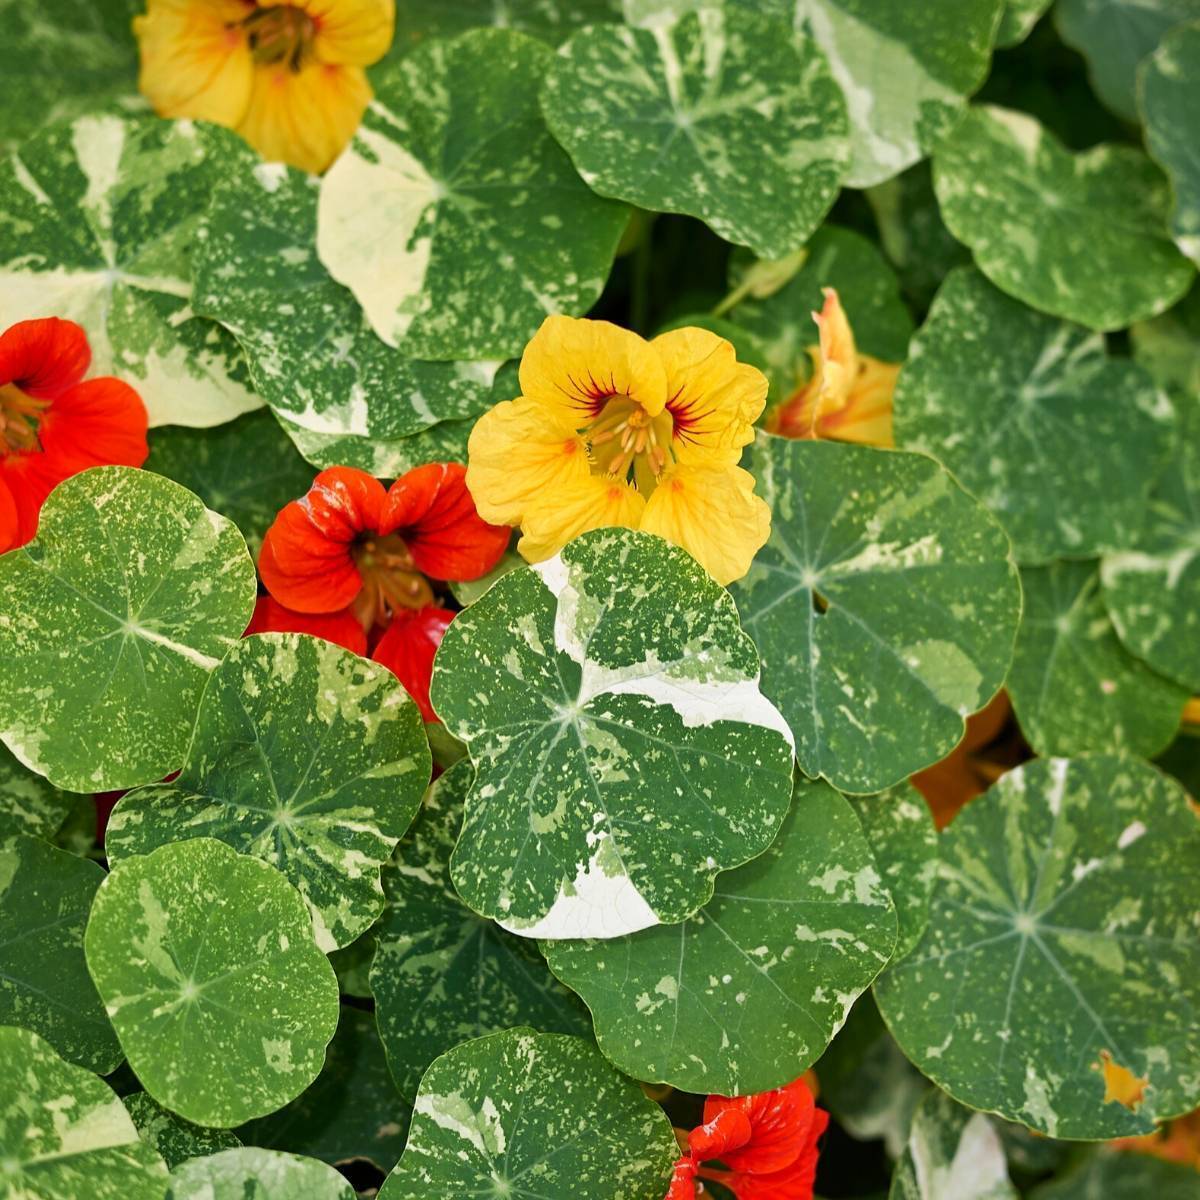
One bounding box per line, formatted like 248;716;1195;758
652;326;767;463
466;397;590;528
520;315;668;425
37;378;148;474
386;462;510;582
0;476;19;554
0;452;63;550
664;1156;698;1200
245;594;368;656
0;318;91;398
300;0;395;66
641;462;769;586
371;605;455;723
699;1076;825;1177
518;474;645;564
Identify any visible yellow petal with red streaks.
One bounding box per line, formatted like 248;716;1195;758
290;0;395;66
518;475;646;563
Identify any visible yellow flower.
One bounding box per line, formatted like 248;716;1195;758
133;0;394;174
766;287;900;447
466;316;771;586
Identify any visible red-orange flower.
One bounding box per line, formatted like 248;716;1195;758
0;318;148;552
259;462;509;627
371;605;455;723
245;594;367;656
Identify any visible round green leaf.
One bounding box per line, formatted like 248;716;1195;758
372;761;590;1104
1009;561;1189;757
541;8;849;259
1055;0;1200;121
889;1088;1017;1200
932;105;1195;330
84;838;340;1127
894;267;1176;562
0;835;121;1073
144;410;314;560
166;1148;355;1200
850;786;939;962
732;436;1021;795
430;528;796;938
1141;22;1200;266
378;1029;677;1200
0;113;260;427
105;633;430;951
1030;1150;1200;1199
543;777;896;1094
389;0;620;55
998;0;1053;46
276;414;475;477
0;742;73;842
318;28;628;361
1101;390;1200;691
238;1005;408;1170
876;756;1200;1139
0;1025;168;1200
194;163;501;443
124;1092;242;1170
0;467;257;792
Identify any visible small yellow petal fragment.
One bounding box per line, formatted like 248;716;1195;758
1098;1050;1149;1110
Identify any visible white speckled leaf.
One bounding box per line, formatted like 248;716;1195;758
0;835;121;1073
124;1092;241;1170
1140;21;1200;266
932;105;1196;330
732;435;1021;795
372;761;590;1104
275;414;475;477
543;776;897;1094
389;0;621;55
894;268;1176;562
0;467;257;793
84;838;340;1127
318;29;628;361
889;1088;1017;1200
0;1025;168;1200
997;0;1053;45
1056;0;1200;120
0;113;261;427
378;1029;677;1200
167;1147;355;1200
430;528;796;939
105;633;430;952
541;8;848;259
194;164;501;442
1030;1149;1200;1198
875;756;1200;1139
1009;561;1188;757
0;743;73;842
1100;390;1200;691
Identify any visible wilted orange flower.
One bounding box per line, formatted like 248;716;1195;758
134;0;394;173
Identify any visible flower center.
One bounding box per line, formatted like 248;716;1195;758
585;397;675;492
0;383;50;456
351;531;434;627
239;4;317;70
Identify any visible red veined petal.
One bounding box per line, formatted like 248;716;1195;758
385;462;510;582
244;594;368;656
37;377;148;472
371;605;455;723
698;1077;822;1176
0;476;18;553
664;1155;698;1200
697;1107;828;1200
0;318;91;398
689;1107;754;1162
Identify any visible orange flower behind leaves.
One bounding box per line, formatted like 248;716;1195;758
766;288;900;448
1112;1107;1200;1171
0;318;148;553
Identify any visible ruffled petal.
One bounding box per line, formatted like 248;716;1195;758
699;1076;824;1176
299;0;394;65
0;318;90;397
466;397;591;528
640;463;769;586
245;594;368;656
653;326;766;464
385;462;510;582
518;474;645;564
134;0;256;127
664;1156;698;1200
237;59;370;173
371;605;455;723
37;378;148;474
519;315;668;426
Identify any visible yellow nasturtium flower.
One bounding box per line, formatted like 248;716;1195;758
466;316;771;586
134;0;394;174
766;287;900;447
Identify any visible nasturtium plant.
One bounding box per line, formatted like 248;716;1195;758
389;0;621;53
0;112;261;427
0;467;256;791
734;435;1021;794
378;1028;678;1198
0;1025;169;1200
123;1093;242;1170
165;1147;356;1200
105;632;430;950
894;267;1176;562
0;742;72;841
543;777;897;1095
85;838;340;1127
876;756;1200;1139
998;0;1054;46
430;528;796;938
318;28;629;360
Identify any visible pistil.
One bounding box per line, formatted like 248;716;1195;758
352;531;434;628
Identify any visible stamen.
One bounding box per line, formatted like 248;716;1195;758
236;4;317;70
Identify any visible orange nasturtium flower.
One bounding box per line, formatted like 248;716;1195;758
466;316;771;587
766;287;900;447
133;0;394;174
